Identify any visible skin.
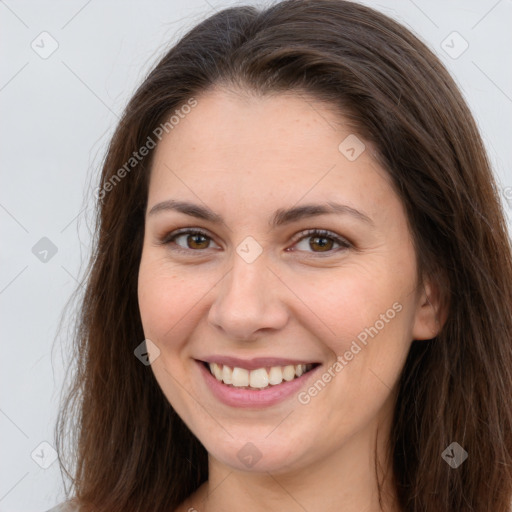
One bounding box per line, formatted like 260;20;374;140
137;87;442;512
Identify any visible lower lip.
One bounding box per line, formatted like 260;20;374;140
196;360;321;408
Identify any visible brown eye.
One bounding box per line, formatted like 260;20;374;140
291;229;351;255
185;233;210;249
163;229;220;253
309;235;334;252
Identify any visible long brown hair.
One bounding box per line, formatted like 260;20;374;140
56;1;512;510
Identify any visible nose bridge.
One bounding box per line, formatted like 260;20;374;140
208;248;289;339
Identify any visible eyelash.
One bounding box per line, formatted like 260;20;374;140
160;228;352;257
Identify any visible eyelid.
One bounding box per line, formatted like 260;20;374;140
288;228;352;254
159;227;221;253
160;226;352;256
160;227;213;244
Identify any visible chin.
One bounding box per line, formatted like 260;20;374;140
196;427;317;475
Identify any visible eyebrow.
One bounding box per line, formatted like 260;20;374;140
148;199;374;227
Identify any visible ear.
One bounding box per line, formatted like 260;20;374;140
411;278;447;340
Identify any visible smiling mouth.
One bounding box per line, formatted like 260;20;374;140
202;361;320;390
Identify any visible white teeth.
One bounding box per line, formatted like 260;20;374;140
222;365;232;384
231;367;249;387
207;362;315;389
213;363;223;381
268;366;284;385
282;365;295;381
249;368;269;388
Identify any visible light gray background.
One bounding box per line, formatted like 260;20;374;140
1;1;511;510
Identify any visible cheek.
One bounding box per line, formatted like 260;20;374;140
137;256;194;344
137;253;224;360
286;259;415;398
285;261;404;344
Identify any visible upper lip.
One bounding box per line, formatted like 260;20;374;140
198;356;320;370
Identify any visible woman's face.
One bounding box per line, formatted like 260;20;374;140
138;88;437;475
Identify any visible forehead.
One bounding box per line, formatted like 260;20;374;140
148;88;398;224
154;88;348;170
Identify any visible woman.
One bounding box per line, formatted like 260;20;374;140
51;1;512;511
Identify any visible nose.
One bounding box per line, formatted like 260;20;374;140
207;251;290;341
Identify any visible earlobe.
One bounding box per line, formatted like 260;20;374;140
411;279;447;340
